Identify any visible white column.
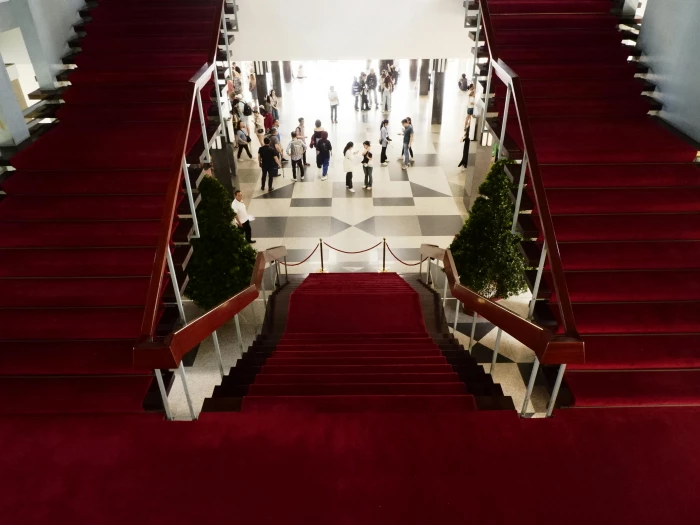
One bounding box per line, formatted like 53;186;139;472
0;52;30;145
9;0;55;89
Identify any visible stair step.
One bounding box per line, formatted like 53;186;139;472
543;188;700;214
548;213;700;242
538;163;700;189
251;373;461;385
487;0;613;15
490;13;618;31
260;364;456;374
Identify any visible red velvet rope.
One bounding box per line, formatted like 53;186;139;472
386;243;429;267
279;244;319;266
323;241;382;254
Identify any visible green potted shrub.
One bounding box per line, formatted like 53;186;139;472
186;175;257;310
449;159;526;300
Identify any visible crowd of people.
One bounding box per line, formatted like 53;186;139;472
351;64;399;113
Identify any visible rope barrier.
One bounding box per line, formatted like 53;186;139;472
386;243;429;267
278;244;319;266
323;241;382;255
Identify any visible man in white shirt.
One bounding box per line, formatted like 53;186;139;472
231;190;255;243
328;86;339;124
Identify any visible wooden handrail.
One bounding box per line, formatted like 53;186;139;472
478;0;581;340
134;250;272;369
443;250;584;365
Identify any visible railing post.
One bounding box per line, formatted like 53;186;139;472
546;364;567;417
498;84;511;160
211;66;228;144
283;256;289;284
178;362;197;420
234;313;244;352
511;152;528;233
221;5;233;82
382;238;387;272
418;253;423;277
426;258;431;285
196;89;211;163
154;369;173;421
480;60;493;139
528;241;548;320
319;238;325;272
211;330;225;378
469;312;478;351
268;261;275;291
520;357;540;417
471;8;482;85
166;248;187;324
182;157;201;239
442;267;448;308
261;275;267;307
491;328;502;372
453;300;460;332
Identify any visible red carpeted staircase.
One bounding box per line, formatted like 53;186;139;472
204;273;514;413
482;0;700;407
0;0;224;414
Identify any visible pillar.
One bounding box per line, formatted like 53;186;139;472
254;61;269;105
431;59;447;125
419;59;431;96
9;0;55;89
409;59;418;82
271;61;283;97
0;53;30;145
282;61;292;83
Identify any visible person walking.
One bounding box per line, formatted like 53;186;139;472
400;119;414;169
236;121;253;160
343;142;359;192
295;117;311;166
262;107;274;132
268;89;279;121
328;86;339;123
232;69;243;96
466;84;476;128
253;107;266;147
359;73;370;111
381;74;393;112
249;73;257;97
232;189;255;243
316;131;332;181
379;119;392;166
352;77;361;111
286;131;307;181
259;137;281;191
309;120;325;168
361;141;373;190
367;68;378;109
399;116;414;162
458;118;471;171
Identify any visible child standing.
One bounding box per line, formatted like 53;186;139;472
361;141;373;190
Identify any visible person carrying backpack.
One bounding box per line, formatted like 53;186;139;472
315;131;332;181
286;131;307;181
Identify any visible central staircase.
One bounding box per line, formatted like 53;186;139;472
203;273;514;413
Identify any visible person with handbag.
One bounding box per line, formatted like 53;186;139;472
253;107;266;147
236;121;253;160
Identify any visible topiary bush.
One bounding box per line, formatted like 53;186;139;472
185;175;257;310
449;159;527;299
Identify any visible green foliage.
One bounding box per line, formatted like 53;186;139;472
449;159;527;299
185;176;257;310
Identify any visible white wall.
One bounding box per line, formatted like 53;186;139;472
640;0;700;142
26;0;84;75
233;0;470;61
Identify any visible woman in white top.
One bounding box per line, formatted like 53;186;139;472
268;89;279;121
466;84;476;128
343;141;360;192
252;107;265;147
379;119;392;166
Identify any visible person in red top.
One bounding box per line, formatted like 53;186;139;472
262;108;274;132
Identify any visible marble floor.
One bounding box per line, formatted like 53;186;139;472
168;59;545;420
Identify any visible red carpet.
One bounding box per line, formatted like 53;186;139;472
485;0;700;406
1;408;699;523
0;0;224;414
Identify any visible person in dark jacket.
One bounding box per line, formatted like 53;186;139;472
367;68;378;109
316;131;332;181
309;120;325;168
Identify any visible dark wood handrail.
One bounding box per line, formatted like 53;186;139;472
478;0;581;340
134;251;269;369
443;250;584;365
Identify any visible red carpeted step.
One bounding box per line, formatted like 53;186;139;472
538;164;700;189
1;170;174;195
254;373;461;385
488;0;613;14
490;13;617;30
80;20;217;36
266;350;443;359
544;270;700;302
0;375;154;414
0;307;153;339
0;195;177;221
0;277;157;307
545;214;700;242
60;84;199;104
0;340;145;374
493;27;625;47
77;33;214;53
507;62;638;80
494;78;649;99
274;342;438;349
241;394;478;413
553;241;700;271
0;248;157;277
280;333;433;340
543;188;700;214
261;364;455;374
248;383;468;396
264;356;447;366
56;103;195;123
68;68;200;86
10;123;188;170
87;5;219;22
550;302;700;334
497;96;652;118
569;334;700;370
0;221;161;248
566;370;700;407
497;44;631;63
73;52;208;70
